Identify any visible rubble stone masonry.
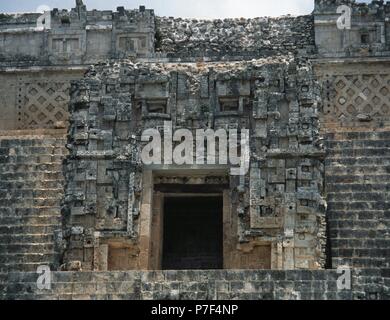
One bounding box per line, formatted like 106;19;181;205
0;0;389;300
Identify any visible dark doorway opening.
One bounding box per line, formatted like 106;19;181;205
162;196;223;270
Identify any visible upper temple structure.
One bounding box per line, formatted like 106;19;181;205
0;0;389;300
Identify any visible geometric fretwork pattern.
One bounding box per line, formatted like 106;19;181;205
22;82;70;129
323;74;390;123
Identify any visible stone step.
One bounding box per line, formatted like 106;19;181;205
0;194;64;202
0;137;65;274
0;162;64;168
327;201;390;211
0;188;64;194
1;206;61;210
0;215;61;225
328;213;390;228
327;148;390;157
326;192;389;202
0;162;63;168
0;166;63;172
328;238;389;246
0;199;63;207
0;180;64;189
0;281;140;292
0;187;64;192
0;206;61;219
0;148;65;155
331;257;388;269
0;190;64;200
327;182;390;271
332;244;388;254
325;174;390;184
325;183;390;192
325;157;390;166
0;293;141;300
0;262;58;273
0;243;55;254
0;276;368;300
0;172;64;180
0;164;63;172
325;131;390;141
326;166;390;175
330;248;389;258
327;219;388;229
0;253;60;264
0;153;65;159
329;239;389;247
0;155;65;164
0;207;61;217
327;209;386;216
326;140;390;149
0;139;66;146
0;153;65;162
328;216;385;223
0;225;60;235
0;146;66;154
328;227;388;239
0;234;54;243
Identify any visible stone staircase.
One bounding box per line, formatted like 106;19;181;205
0;135;67;273
325;130;390;270
1;269;388;300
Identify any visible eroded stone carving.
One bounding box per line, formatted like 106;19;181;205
63;57;326;270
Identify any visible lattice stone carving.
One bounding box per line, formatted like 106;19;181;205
22;82;70;129
323;74;390;123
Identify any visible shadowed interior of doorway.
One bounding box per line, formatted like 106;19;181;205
162;196;223;270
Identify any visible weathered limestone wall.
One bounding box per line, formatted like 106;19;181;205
314;0;390;58
310;0;390;273
1;269;389;300
314;58;390;270
0;133;67;273
0;2;316;132
0;0;157;278
0;3;155;67
155;15;315;59
316;60;390;127
324;130;390;269
62;57;326;271
0;1;156;131
0;69;84;131
0;0;389;301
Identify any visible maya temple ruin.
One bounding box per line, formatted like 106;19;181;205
0;0;389;300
